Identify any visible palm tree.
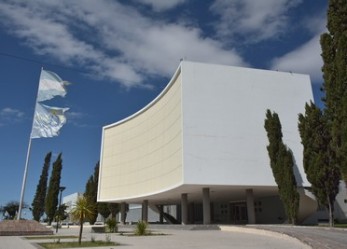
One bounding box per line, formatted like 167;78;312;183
70;196;95;245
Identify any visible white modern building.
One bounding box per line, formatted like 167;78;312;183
98;61;318;225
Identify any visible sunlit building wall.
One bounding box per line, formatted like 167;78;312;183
98;61;316;224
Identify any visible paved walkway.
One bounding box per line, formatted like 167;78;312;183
0;226;309;249
0;236;37;249
249;225;347;249
0;225;346;249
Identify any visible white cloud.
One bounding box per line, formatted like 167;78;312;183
109;24;246;77
0;0;246;88
0;107;25;125
210;0;302;43
1;107;24;118
137;0;186;11
270;35;323;82
65;111;93;128
66;111;84;120
302;13;327;35
270;15;326;83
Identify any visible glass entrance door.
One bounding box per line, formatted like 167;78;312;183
229;202;248;224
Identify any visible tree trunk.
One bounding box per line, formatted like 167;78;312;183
78;218;84;245
291;216;296;226
328;200;334;227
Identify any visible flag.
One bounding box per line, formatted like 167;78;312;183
31;103;69;139
37;70;67;102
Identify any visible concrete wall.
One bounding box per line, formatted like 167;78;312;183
254;196;286;224
181;61;313;186
123;205;159;223
335;181;347;222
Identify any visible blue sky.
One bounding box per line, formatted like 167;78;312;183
0;0;327;218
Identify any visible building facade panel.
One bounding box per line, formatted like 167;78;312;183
99;74;184;201
181;62;313;186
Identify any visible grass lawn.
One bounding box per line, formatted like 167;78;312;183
37;240;118;248
119;231;168;236
334;223;347;228
317;223;347;228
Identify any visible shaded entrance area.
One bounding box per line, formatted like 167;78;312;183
116;185;311;225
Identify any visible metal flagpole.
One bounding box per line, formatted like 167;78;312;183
17;68;42;220
17;137;33;220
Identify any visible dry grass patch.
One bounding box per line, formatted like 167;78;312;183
37;240;118;248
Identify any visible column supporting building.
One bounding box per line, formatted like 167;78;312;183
142;200;148;222
246;189;256;224
181;193;188;225
159;205;164;224
202;188;211;224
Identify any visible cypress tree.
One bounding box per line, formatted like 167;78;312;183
84;162;120;223
321;0;347;184
264;110;299;224
32;152;51;221
84;162;99;224
298;102;340;227
45;153;63;225
98;202;111;220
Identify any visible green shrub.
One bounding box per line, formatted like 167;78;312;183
106;218;117;233
135;220;149;236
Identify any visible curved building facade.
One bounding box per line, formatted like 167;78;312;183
98;61;317;224
99;71;183;201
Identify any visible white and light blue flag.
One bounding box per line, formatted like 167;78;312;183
37;70;68;102
31;103;69;139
